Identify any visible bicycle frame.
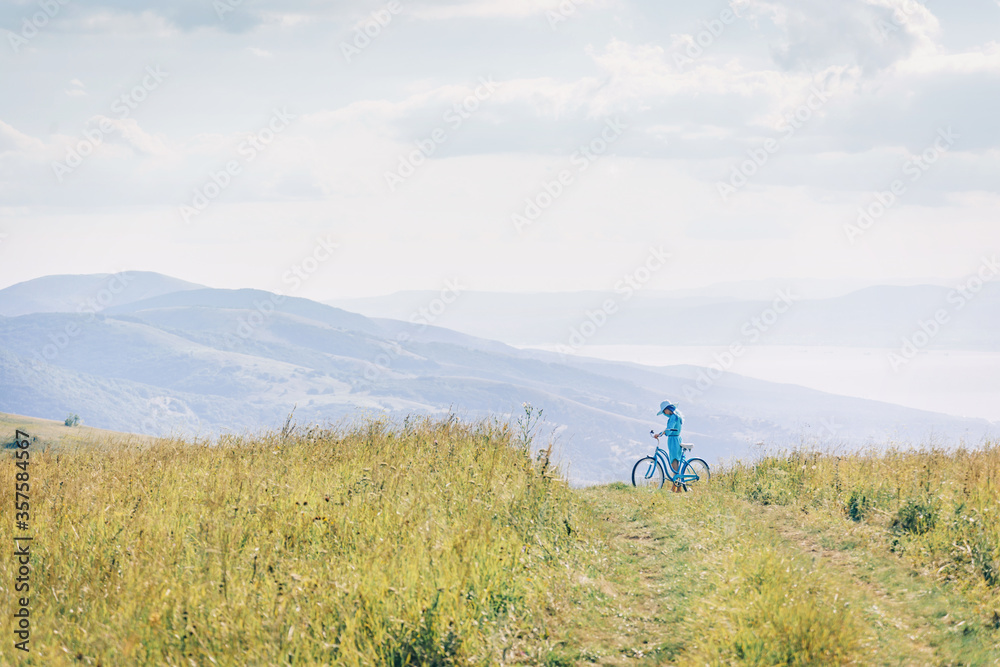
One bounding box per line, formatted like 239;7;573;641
650;445;699;486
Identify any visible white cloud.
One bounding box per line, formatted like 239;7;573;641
0;121;46;156
410;0;609;20
91;116;171;156
71;9;180;37
895;41;1000;74
732;0;937;71
65;79;88;97
865;0;941;52
2;0;999;297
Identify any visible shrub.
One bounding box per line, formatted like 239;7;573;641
845;489;871;522
892;499;938;535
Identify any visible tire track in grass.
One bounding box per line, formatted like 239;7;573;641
758;503;999;666
553;484;996;665
559;487;870;665
547;488;710;665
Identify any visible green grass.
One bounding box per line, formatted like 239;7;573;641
723;444;1000;607
551;485;870;665
1;413;998;665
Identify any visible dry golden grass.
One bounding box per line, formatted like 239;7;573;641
0;414;575;665
0;412;154;451
2;411;997;666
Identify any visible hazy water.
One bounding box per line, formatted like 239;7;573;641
525;345;1000;423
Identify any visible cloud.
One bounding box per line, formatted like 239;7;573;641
87;116;171;156
66;7;184;36
895;40;1000;75
0;120;46;156
0;0;310;35
2;0;998;216
731;0;938;72
410;0;609;20
42;0;614;32
9;0;591;36
686;214;792;240
311;36;848;138
65;79;87;97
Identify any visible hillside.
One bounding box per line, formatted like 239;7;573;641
329;284;1000;349
0;411;154;450
0;272;204;317
1;417;996;665
0;279;993;484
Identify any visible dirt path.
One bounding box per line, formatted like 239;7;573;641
758;503;943;665
554;488;998;665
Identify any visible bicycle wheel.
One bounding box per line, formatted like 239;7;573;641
679;458;711;490
631;456;665;491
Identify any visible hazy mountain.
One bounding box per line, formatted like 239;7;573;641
0;274;993;484
328;284;1000;349
0;272;204;317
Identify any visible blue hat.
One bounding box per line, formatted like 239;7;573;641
658;401;676;415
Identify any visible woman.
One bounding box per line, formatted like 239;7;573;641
654;400;684;492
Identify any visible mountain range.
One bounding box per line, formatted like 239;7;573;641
0;272;994;484
329;283;1000;349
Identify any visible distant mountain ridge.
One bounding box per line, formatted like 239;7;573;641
0;272;205;317
328;284;1000;349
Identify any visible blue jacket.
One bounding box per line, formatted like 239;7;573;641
661;411;683;458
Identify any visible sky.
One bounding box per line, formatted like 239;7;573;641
1;0;998;300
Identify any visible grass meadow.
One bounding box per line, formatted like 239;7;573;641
1;412;998;665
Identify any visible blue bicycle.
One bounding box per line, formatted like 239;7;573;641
631;430;711;491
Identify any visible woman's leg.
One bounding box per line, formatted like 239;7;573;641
668;438;683;492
